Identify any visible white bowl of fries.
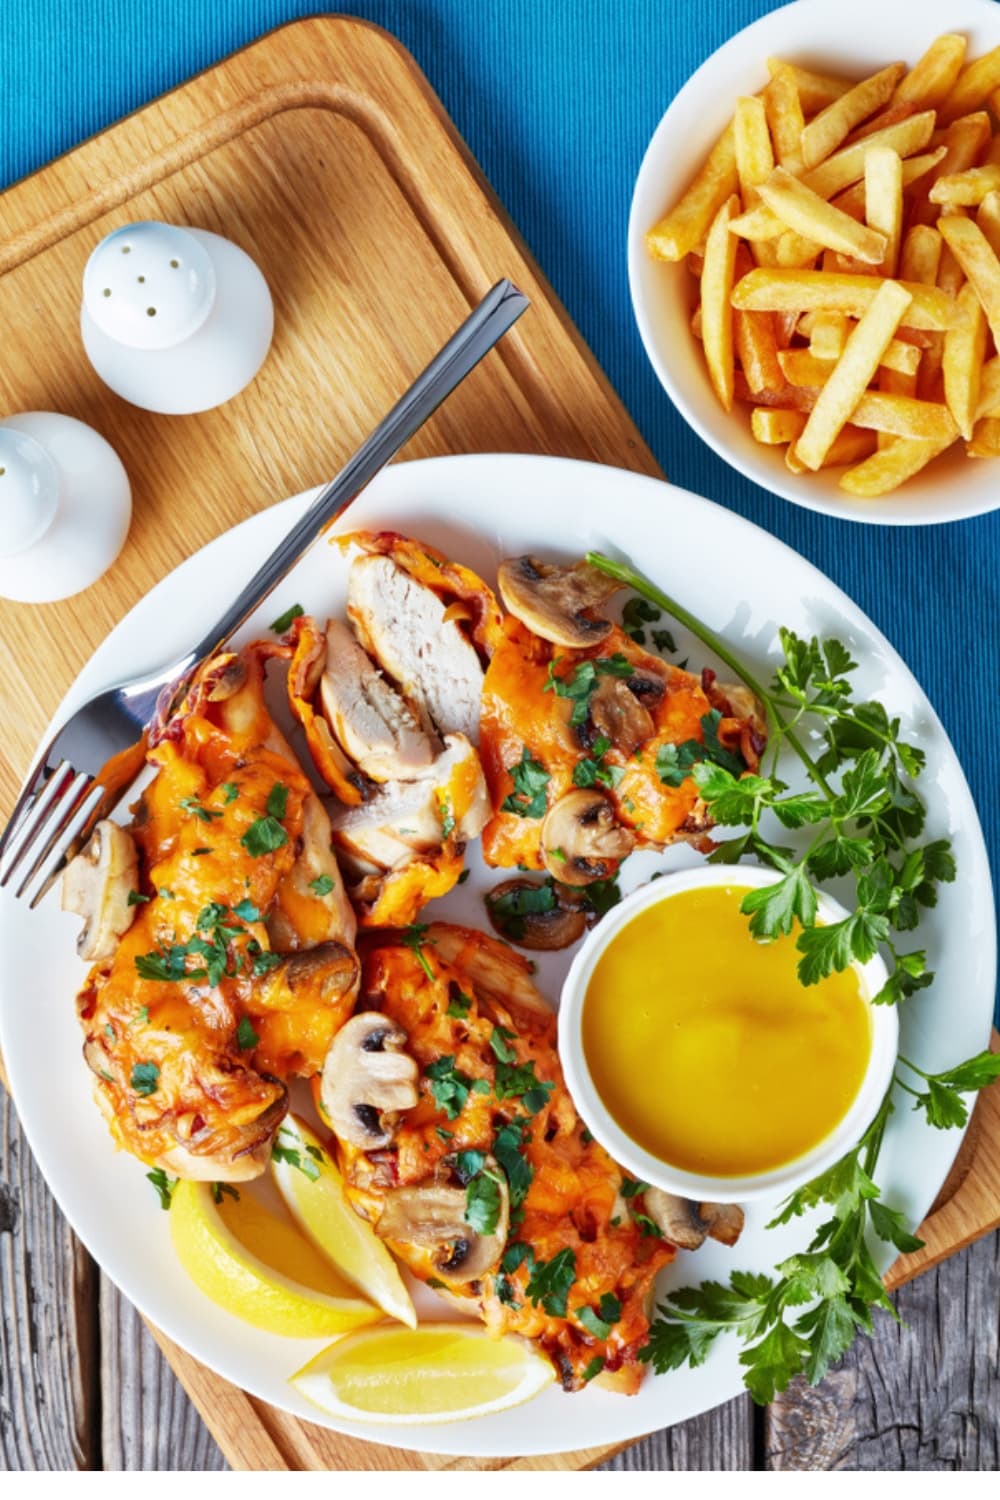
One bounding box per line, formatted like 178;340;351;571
629;0;1000;524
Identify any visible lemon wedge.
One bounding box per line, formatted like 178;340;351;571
291;1324;556;1424
270;1114;416;1329
170;1179;382;1338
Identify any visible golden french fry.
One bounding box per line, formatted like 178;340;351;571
786;424;877;472
877;365;918;400
701;195;741;410
786;333;919;380
939;44;1000;125
647;124;738;262
898;224;943;285
750;408;807;444
942;281;988;439
865;147;903;275
762;64;805;171
774;230;825;267
893;34;967;109
846;101;916;145
792;279;913;468
728;204;786;240
731;268;953;330
830;147;946;219
734;96;773;208
938;213;1000;347
850;390;957;440
691;305;703;340
839;434;955;494
765;59;853;114
735;308;783;395
974;354;1000;419
910;113;994;225
757;165;887;263
930;165;1000;206
800;63;905;169
801;111;935;199
735;375;817;410
967;415;1000;455
808;311;849;359
778;349;834;386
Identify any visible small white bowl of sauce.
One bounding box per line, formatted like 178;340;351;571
558;864;898;1204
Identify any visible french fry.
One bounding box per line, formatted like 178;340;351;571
877;365;918;402
846;101;916;146
757;165;888;262
938;214;1000;348
830;147;946;219
942;281;987;439
939;43;1000;126
974;355;1000;419
967;415;1000;455
792;279;913;468
898;224;943;285
839;434;955;495
731;268;953;330
762;64;806;171
786;424;876;472
735;308;783;395
765;59;853;115
728;204;786;240
701;195;741;410
808;311;849;359
800;63;905;169
734;96;773;209
774;230;825;267
734;375;817;410
647;124;737;262
850;391;956;440
750;408;807;444
778;349;835;386
865;147;903;276
930;165;1000;206
893;34;967;110
801;112;935;199
910;113;994;224
691;305;703;340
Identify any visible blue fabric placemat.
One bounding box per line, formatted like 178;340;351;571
2;0;996;1020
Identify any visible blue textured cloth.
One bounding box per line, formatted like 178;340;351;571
2;0;997;1017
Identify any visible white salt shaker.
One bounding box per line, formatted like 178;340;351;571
0;413;131;603
80;222;274;414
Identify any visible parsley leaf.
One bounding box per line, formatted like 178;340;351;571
526;1247;576;1318
501;747;551;818
179;796;221;824
402;923;436;981
308;874;335;897
270;602;304;633
130;1061;160;1096
221;782;239;804
484;880;557;941
146;1167;177;1210
445;983;472;1019
266;782;289;819
465;1169;503;1235
271;1127;321;1181
425;1055;475;1119
493;1119;533;1206
241;815;288;857
236;1016;259;1051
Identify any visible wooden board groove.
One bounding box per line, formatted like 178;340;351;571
0;14;997;1471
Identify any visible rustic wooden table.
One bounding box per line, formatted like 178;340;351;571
1;1095;997;1470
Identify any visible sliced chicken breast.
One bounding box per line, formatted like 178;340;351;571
319;619;436;783
348;554;485;744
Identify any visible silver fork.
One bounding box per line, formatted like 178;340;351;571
0;279;529;906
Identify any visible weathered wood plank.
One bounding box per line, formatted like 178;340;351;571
0;1083;98;1471
766;1229;1000;1470
99;1280;227;1472
600;1396;754;1471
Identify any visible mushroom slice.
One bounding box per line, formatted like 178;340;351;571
61;820;139;962
484;877;587;951
319;619;436;783
587;675;655;757
320;1011;419;1149
541;790;634;885
643;1189;745;1250
376;1169;510;1284
497;556;621;649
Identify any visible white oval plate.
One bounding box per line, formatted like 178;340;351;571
628;0;1000;526
0;454;993;1456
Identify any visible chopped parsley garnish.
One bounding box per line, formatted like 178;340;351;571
622;595;661;645
127;889;150;906
656;709;746;788
494;1274;520;1308
493;1119;533;1206
425;1055;475;1119
270;602;304;633
146;1168;177;1210
266;782;289;819
652;627;677;654
158;887;176;900
489;1023;517;1064
231;898;260;922
526;1247;576;1318
445;984;472;1019
465;1168;504;1235
457;868;471;885
241;814;288;857
573;734;625;790
450;1149;487;1183
308;874;335;897
484;880;558;940
620;1177;649;1198
578;1293;622;1340
271;1127;323;1181
581;1356;606;1382
236;1016;259;1051
179;796;222;823
438;794;456;839
543;654;634;726
211;1182;240;1204
500;1240;536;1276
130;1061;160;1096
501;747;551;818
494;1056;554;1111
634;1213;664;1239
221;782;239;804
402;923;436;981
435;1126;454;1142
134;903;277;988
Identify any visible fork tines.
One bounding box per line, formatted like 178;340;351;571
0;760;104;906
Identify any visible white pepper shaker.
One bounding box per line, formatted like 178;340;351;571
0;413;131;603
80;222;274;414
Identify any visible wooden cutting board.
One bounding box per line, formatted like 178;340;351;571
0;14;997;1472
